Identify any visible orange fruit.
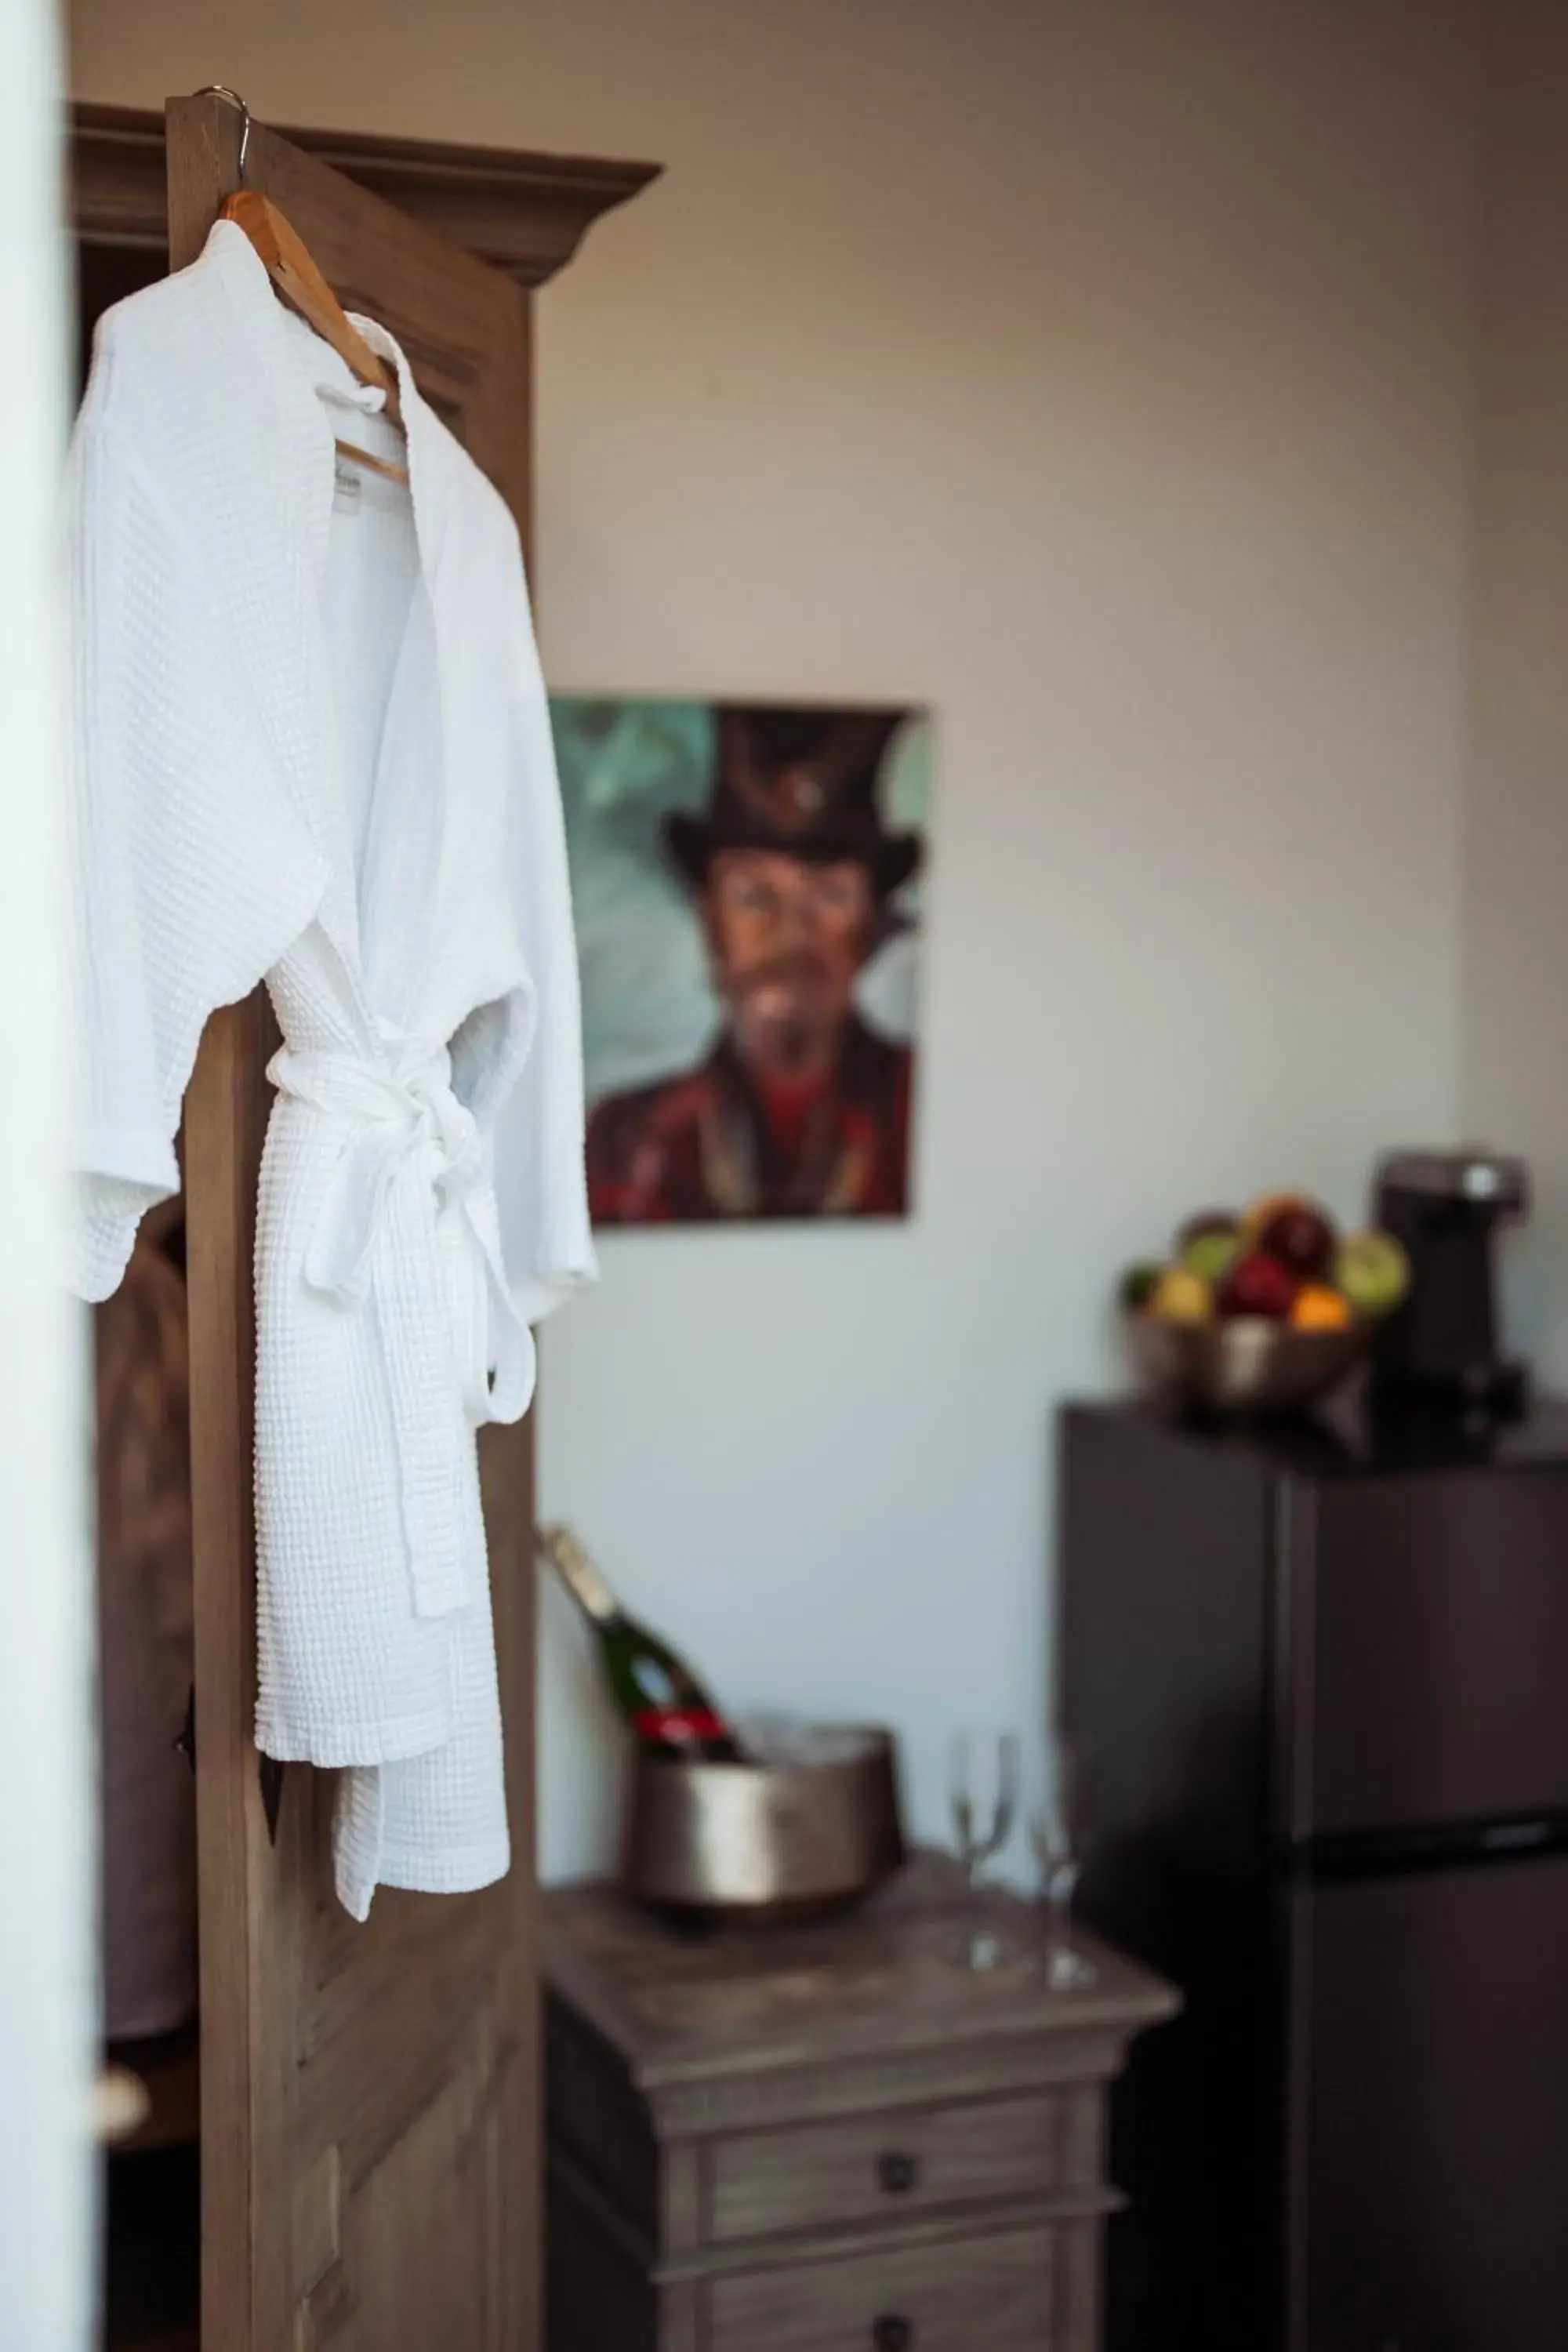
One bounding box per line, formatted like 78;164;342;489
1290;1284;1354;1334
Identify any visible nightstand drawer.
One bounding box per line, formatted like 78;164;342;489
706;2220;1056;2351
707;2091;1076;2244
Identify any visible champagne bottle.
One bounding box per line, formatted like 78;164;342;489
538;1524;746;1764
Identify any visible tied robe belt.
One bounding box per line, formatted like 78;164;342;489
267;1037;533;1620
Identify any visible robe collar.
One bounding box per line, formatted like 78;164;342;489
194;219;463;1031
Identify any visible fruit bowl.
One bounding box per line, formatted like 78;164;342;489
1127;1308;1370;1418
1118;1189;1410;1421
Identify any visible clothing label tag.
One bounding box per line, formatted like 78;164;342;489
332;456;362;510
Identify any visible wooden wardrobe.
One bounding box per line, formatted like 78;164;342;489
71;94;655;2352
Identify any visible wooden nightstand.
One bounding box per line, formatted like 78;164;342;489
543;1856;1178;2350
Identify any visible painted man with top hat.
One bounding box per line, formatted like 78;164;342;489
586;705;921;1223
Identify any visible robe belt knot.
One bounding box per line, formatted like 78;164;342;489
267;1031;533;1621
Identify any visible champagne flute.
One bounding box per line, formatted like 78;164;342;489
1029;1737;1097;1991
947;1730;1022;1973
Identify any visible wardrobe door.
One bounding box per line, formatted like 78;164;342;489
164;91;539;2352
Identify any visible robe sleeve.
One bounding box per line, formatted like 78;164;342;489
490;557;599;1328
65;326;327;1302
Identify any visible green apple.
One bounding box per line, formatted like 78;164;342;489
1335;1231;1410;1319
1178;1214;1243;1286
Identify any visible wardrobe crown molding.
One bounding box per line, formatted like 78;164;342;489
70;100;661;287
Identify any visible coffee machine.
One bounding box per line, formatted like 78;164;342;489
1372;1149;1528;1417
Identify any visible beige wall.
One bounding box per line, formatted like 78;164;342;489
1463;2;1568;1385
71;0;1481;1877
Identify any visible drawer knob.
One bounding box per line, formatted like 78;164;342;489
877;2151;921;2195
873;2319;914;2352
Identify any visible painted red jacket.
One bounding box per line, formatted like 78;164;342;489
586;1017;913;1225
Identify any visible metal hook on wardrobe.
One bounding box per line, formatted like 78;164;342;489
194;82;252;182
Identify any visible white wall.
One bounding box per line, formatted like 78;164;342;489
70;0;1480;1878
1;4;95;2346
1462;2;1568;1387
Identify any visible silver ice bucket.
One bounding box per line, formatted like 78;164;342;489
623;1720;906;1923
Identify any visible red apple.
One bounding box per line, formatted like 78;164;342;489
1255;1200;1336;1280
1218;1250;1301;1321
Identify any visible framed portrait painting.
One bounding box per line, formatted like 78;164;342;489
550;696;931;1227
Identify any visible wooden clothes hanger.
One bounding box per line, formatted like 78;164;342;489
199;87;410;487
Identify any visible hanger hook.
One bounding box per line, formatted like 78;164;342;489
194;83;252;183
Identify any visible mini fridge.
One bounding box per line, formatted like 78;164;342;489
1060;1399;1568;2352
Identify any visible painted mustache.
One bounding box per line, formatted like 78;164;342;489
731;951;835;1004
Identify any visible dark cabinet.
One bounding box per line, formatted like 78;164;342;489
1060;1401;1568;2352
1298;1857;1568;2352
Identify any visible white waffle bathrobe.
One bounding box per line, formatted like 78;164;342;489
67;220;596;1918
